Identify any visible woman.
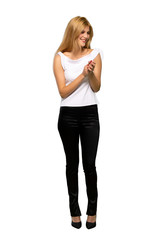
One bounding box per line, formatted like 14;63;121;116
53;16;103;229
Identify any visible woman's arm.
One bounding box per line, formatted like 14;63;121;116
88;53;102;92
53;54;86;98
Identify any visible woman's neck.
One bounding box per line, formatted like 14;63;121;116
71;47;87;58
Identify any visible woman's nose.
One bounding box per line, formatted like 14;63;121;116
83;32;88;38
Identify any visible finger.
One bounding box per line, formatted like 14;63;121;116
88;67;93;72
89;63;95;69
87;60;92;66
91;62;96;66
90;64;95;69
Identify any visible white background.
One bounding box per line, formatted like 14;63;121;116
0;0;160;239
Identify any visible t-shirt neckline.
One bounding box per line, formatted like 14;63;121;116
61;49;95;61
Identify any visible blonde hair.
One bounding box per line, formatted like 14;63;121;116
55;16;94;55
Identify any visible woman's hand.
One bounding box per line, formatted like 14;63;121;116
82;60;96;77
87;54;102;92
88;60;96;73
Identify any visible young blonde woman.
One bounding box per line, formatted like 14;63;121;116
53;16;103;229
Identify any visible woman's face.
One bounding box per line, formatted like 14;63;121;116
77;25;90;48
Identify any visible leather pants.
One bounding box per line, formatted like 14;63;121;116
58;104;100;217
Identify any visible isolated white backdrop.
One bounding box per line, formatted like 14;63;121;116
0;0;160;239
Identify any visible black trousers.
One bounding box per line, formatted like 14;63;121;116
58;104;100;217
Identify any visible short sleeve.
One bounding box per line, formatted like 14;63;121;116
92;48;104;60
98;48;104;60
56;52;65;70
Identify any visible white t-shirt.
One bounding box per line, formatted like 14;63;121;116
57;48;103;107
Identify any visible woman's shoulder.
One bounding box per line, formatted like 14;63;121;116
87;48;94;54
91;48;104;60
61;51;70;57
54;52;65;70
56;48;103;61
62;48;93;57
54;53;61;61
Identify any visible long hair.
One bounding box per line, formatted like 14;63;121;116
55;16;94;55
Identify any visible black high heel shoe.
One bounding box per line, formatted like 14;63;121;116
86;221;96;229
71;221;82;229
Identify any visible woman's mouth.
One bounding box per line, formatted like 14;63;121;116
81;39;87;43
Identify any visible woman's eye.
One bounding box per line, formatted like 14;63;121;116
81;31;90;34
